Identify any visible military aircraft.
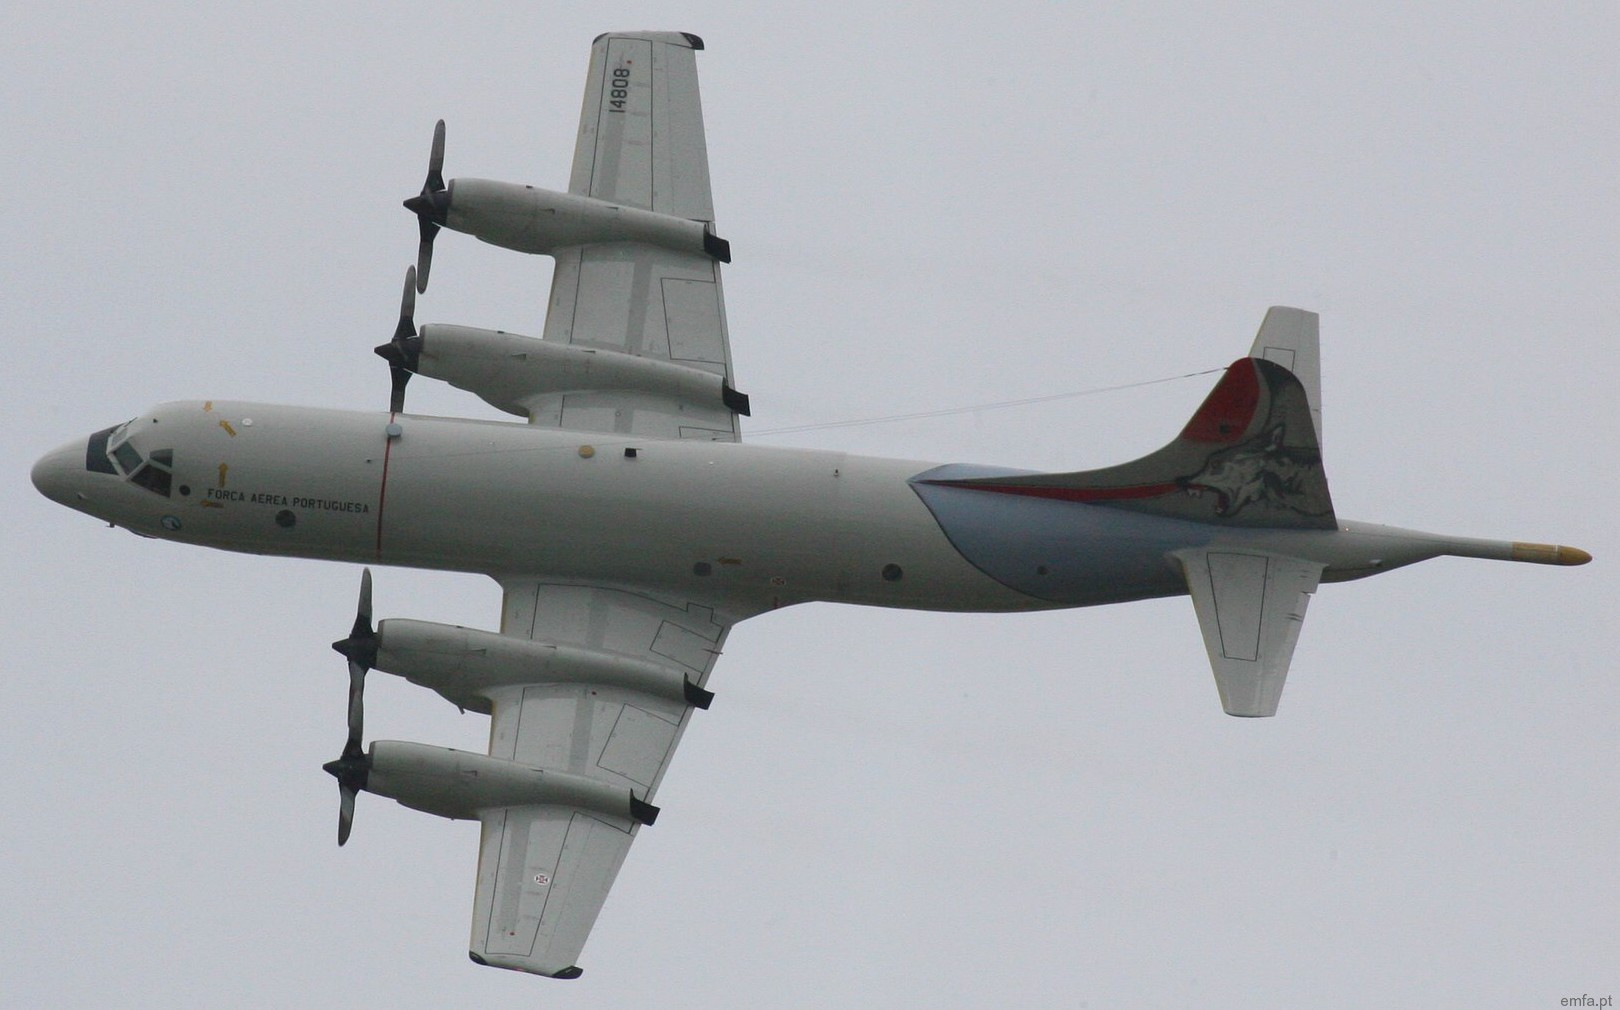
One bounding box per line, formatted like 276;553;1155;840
29;31;1589;980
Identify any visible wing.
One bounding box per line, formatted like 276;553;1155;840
1175;549;1324;717
466;580;734;978
534;31;740;442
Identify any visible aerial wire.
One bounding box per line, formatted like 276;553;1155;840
747;366;1225;437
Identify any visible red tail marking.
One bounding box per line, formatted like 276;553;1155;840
1181;359;1259;443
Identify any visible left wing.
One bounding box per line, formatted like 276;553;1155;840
465;580;733;977
535;31;741;441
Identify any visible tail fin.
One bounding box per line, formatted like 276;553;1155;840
1247;306;1323;450
933;308;1335;531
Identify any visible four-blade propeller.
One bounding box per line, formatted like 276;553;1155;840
402;119;448;293
324;568;378;846
374;267;422;414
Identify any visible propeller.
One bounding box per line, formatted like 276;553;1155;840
402;119;449;293
374;268;422;413
322;740;370;847
325;568;378;845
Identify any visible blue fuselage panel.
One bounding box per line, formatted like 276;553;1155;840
909;464;1210;606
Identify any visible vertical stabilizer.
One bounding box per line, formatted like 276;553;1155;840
1249;307;1322;450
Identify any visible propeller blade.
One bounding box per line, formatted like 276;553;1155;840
388;367;410;414
427;119;445;188
394;269;416;344
354;567;373;639
415;227;436;293
323;740;370;848
346;658;366;750
337;783;356;846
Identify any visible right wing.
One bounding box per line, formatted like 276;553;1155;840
466;580;734;977
535;31;740;442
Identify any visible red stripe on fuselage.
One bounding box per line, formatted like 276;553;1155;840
925;480;1181;503
375;416;395;558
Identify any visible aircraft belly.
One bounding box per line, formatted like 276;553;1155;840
369;419;1032;612
144;406;1067;613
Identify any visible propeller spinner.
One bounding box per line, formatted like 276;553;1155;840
325;568;378;845
403;119;448;293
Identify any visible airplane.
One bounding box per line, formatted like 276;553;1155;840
29;30;1590;981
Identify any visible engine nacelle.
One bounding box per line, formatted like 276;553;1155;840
374;617;714;714
414;323;748;421
364;740;658;824
444;178;730;262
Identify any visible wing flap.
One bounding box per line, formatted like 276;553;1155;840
1177;549;1324;717
487;683;684;792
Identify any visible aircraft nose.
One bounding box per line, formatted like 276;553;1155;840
31;438;88;507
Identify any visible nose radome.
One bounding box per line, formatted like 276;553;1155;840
31;439;86;507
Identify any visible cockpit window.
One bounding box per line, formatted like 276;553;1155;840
88;418;175;497
130;463;173;497
85;425;119;474
111;440;143;474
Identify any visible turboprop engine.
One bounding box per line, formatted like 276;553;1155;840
327;740;659;826
412;324;749;420
370;617;715;714
321;571;666;845
402;119;728;292
371;263;749;421
434;179;731;263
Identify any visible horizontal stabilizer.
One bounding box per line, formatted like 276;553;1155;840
1176;549;1324;717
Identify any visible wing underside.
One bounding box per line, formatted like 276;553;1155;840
465;581;734;977
535;31;739;442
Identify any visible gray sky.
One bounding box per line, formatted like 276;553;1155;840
5;4;1615;1008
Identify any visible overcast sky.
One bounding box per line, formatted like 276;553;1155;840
5;4;1615;1008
